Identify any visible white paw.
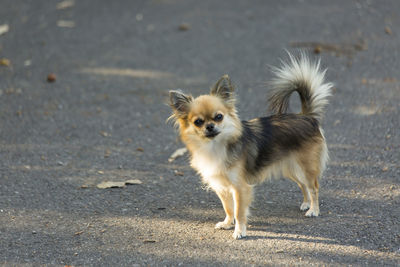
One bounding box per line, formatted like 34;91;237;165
300;202;310;211
215;221;234;230
233;229;246;239
305;208;320;217
232;225;246;239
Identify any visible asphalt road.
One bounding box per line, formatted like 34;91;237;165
0;0;399;266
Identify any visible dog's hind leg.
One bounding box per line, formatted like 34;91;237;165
297;157;321;217
298;183;311;211
284;163;311;212
292;141;324;217
304;177;320;217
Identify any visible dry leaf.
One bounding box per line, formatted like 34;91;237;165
178;23;190;31
47;73;56;82
96;181;126;189
57;20;75;28
125;179;142;185
168;147;187;162
0;58;10;66
136;14;143;21
100;131;110;137
0;24;9;36
174;170;184;176
56;0;75;9
313;45;322;54
97;179;142;189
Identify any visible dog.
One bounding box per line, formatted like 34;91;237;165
168;53;332;239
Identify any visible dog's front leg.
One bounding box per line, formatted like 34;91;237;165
231;183;253;239
215;189;234;229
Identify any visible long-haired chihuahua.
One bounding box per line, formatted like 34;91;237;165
168;53;333;239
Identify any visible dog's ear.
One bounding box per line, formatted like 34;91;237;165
169;90;193;117
210;75;235;105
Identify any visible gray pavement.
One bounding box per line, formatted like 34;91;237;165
0;0;399;266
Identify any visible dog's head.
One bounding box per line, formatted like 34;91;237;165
168;75;241;147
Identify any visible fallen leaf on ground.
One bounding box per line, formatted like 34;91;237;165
47;73;56;82
313;45;322;54
353;105;379;116
57;20;75;28
168;147;187;162
136;147;144;152
97;179;143;189
100;131;110;137
178;23;190;31
0;58;10;66
96;181;126;189
0;24;9;36
174;170;184;176
56;0;75;9
136;14;143;21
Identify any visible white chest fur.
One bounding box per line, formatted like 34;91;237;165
191;141;227;177
190;141;238;191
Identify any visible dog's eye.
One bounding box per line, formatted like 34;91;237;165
214;114;223;122
194;119;204;127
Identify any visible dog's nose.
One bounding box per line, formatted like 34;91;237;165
206;123;215;131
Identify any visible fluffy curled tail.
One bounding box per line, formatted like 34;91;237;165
268;52;333;121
